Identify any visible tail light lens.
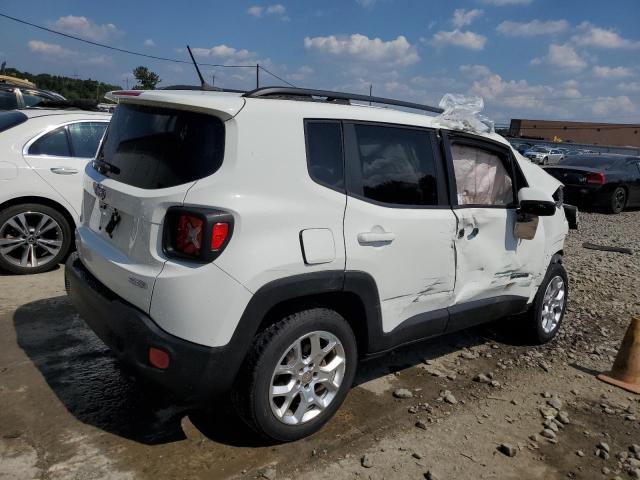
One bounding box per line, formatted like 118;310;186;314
163;207;234;262
586;172;605;185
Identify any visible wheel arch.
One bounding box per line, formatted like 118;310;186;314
231;271;381;361
0;195;77;248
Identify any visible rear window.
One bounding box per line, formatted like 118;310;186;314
561;156;619;170
0;110;27;133
95;103;225;189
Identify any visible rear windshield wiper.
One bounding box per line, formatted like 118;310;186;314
93;159;120;175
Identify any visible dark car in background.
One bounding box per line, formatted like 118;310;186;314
544;154;640;213
0;78;65;110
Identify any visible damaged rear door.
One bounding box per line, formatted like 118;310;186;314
343;122;456;336
441;132;545;329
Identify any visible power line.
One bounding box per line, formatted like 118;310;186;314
258;65;296;88
0;12;296;86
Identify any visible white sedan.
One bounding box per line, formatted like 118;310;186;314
0;109;110;274
523;146;564;165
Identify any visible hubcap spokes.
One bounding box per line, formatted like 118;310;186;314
541;276;565;334
270;331;346;425
0;212;62;268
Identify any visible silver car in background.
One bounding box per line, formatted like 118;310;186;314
524;146;564;165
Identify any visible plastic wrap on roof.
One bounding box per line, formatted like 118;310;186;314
433;93;494;134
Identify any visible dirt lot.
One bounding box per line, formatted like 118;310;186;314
1;211;639;480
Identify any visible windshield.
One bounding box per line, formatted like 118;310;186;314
530;146;548;153
560;156;619;169
95;103;225;189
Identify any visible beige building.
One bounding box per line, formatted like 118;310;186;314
509;119;640;148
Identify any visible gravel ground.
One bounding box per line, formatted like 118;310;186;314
0;211;639;480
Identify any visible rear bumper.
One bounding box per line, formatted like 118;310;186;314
64;253;240;401
562;185;607;206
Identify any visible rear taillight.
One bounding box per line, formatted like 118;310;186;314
586;172;605;185
176;214;204;256
163;207;234;262
211;222;229;250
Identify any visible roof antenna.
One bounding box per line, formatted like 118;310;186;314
187;45;219;91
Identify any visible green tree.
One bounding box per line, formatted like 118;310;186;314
132;66;161;90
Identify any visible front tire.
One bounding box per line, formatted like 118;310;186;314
542;157;548;165
0;203;72;275
522;260;568;344
232;308;357;442
608;186;627;214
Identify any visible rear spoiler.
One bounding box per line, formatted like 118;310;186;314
563;204;578;230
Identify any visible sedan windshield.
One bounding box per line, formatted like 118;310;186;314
530;146;549;153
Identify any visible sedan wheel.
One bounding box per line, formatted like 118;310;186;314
0;204;72;274
610;187;626;214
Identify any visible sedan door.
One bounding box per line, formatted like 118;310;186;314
23;121;108;217
342;122;457;348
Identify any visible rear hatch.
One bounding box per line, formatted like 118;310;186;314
77;94;241;313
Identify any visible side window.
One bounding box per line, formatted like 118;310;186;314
22;92;49;107
351;124;439;206
305;121;344;190
28;127;71;157
68;122;108;158
451;143;514;206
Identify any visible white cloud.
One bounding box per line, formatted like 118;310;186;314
247;4;288;19
532;44;587;71
459;64;491;78
27;40;112;65
288;65;314;81
430;30;487;50
617;82;640;93
189;44;267;67
28;40;75;58
266;4;286;14
572;22;640;49
304;34;419;67
356;0;378;7
496;19;568;37
481;0;532;5
452;9;483;28
591;96;635;116
49;15;122;42
143;38;155;47
592;66;633;78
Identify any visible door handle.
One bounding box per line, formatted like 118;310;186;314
50;167;79;175
357;231;396;245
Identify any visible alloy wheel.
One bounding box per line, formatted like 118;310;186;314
0;211;63;269
541;275;565;334
269;330;346;425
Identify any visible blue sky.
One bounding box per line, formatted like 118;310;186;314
1;0;639;124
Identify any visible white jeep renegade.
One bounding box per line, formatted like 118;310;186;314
65;87;576;441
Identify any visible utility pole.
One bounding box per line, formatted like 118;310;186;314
256;64;259;89
369;84;373;105
211;74;215;86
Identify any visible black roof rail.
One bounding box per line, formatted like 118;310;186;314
160;84;247;93
243;87;444;114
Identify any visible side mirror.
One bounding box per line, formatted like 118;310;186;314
514;188;556;240
517;187;556;217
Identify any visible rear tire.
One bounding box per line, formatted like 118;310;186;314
521;259;568;345
232;308;357;442
0;203;72;275
608;186;626;214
